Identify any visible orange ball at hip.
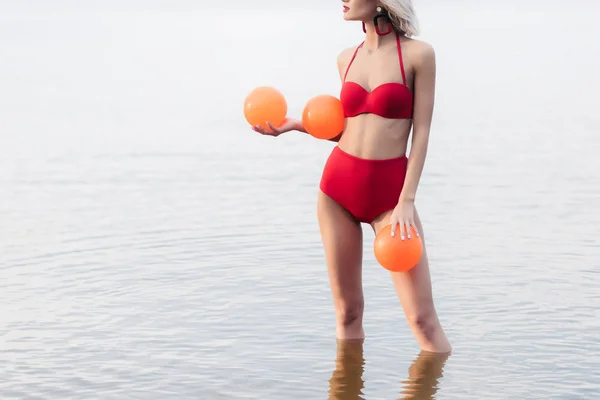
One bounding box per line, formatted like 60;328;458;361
243;86;287;130
302;95;345;140
374;225;423;272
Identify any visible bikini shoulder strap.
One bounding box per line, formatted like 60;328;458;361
343;42;364;82
396;33;407;84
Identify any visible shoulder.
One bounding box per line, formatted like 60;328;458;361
336;44;360;79
337;45;358;69
403;38;435;69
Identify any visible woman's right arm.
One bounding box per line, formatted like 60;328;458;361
253;119;341;142
285;120;342;142
251;118;306;137
252;48;352;142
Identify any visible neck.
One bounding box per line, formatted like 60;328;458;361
362;21;397;50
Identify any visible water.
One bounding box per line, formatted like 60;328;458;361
1;2;600;399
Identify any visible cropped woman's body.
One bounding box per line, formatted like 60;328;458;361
254;0;451;354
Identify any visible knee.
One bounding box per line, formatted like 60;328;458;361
406;306;439;337
336;300;364;327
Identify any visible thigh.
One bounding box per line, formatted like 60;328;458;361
317;191;364;307
371;207;435;314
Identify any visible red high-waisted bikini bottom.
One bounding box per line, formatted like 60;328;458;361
319;146;408;224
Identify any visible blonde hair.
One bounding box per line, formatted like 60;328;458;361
379;0;420;37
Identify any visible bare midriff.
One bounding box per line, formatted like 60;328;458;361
337;114;412;160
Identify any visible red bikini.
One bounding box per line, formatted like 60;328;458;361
340;33;413;120
319;32;412;224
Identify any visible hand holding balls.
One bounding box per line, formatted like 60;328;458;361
244;87;344;140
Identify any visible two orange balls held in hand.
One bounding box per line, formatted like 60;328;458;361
374;225;423;272
302;94;345;140
244;86;288;130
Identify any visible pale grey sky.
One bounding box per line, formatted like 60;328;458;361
1;0;591;17
1;0;332;12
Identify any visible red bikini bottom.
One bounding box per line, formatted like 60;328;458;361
319;146;408;224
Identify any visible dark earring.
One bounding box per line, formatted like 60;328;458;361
362;22;366;33
373;6;392;36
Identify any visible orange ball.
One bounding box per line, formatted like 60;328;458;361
302;94;345;140
244;86;287;130
374;225;423;272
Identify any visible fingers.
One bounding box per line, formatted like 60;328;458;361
252;124;276;136
252;121;281;136
252;125;267;134
410;219;420;238
266;121;280;134
390;217;398;237
404;219;419;240
390;218;407;239
390;216;406;240
390;218;419;240
399;220;407;240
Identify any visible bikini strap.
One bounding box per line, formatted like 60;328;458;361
343;42;364;82
396;33;407;84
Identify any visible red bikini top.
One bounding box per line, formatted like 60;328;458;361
340;33;413;119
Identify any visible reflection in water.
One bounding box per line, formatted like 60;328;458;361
328;339;366;399
398;351;450;400
328;339;450;400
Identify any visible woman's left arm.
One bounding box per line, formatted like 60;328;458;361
399;42;436;203
389;42;436;239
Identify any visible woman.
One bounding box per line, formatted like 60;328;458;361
253;0;452;354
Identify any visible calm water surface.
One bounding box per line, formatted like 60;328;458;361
1;3;600;399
